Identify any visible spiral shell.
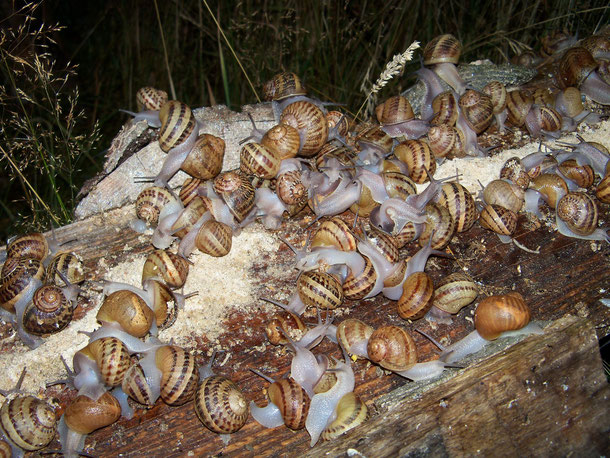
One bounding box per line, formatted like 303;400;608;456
558;159;595;189
45;252;85;286
263;72;306;101
280;101;328;157
136;87;168;112
326;110;352;138
240;142;281;179
181;134;225;180
366;228;399;263
321;392;368;441
530;173;568;208
214;171;256;223
479;204;517;236
297;271;344;310
483;179;525;213
179;177;202;206
419;203;456;249
397;272;434;320
64;392;121;435
459;89;494;134
557;47;598;89
276;170;307;205
0;257;44;313
482;81;507;114
430;91;458;126
97;290;154;337
267;378;310;430
500;157;530;190
0;395;57;451
436;182;477;232
265;311;307;345
310;217;357;251
142;249;189;289
382;172;417;200
80;337;131;387
6;233;48;261
394;139;436;184
367;326;417;372
556;192;599;236
121;363;155;406
171;196;209;239
342;256;377;300
427;125;459;158
475;292;531;340
156;345;199;406
261;124;301;160
195;220;233;257
506;90;533;127
22;285;73;336
354;125;393;154
135;186;179;227
195;375;248;434
424;34;461;65
158;101;197;153
336;318;374;357
596;174;610;203
432;272;478;314
146;279;178;330
376;95;414;125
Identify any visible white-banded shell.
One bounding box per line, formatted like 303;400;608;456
194;375;248;434
0;395;57;451
433;272;478;314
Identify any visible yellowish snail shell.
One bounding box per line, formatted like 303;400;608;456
263;72;307;101
280;100;329;157
0;257;45;313
136;86;168;112
321;392;368;441
397;272;434;320
135;186;179;227
459;89;494;134
64;391;121;435
194;375;249;434
0;394;57;451
375;95;414;125
213;171;256;223
342;256;377;300
142;249;189;289
418;203;456;249
479;204;518;236
430;91;458;126
265;311;307;345
297;271;344;310
529;173;568;208
97;290;155;338
556;192;600;236
78;337;131;387
195;220;233;257
394;139;436;184
336;318;374;358
432;272;478;314
158;101;197;153
45;252;85;286
240;142;281;179
156;345;200;406
436;182;477;233
121;363;155;406
558;159;595;189
596;174;610;203
261;124;301;160
483;179;525;213
500;157;530;190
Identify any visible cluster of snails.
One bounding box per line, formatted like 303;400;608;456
0;232;84;349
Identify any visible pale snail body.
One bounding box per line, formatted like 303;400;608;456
557;47;610;105
0;394;57;452
555;192;609;242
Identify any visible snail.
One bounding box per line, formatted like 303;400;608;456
397;271;435;320
97;289;156;338
425;272;478;324
375;95;429;139
394;139;437;184
120;86;168;127
423;34;466;95
131;185;182;233
141;249;189;289
555;192;610;242
557;47;610;105
20;283;75;337
320;392;368;441
336;318;374;359
458;89;494;135
433;292;544;363
280;100;329;157
265;311;307;345
435;181;477;232
482;81;508;132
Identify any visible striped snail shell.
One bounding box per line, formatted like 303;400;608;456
354;125;393;154
525;105;562;137
506;90;533;127
321;392;368;441
557;47;598;89
135;186;180;227
142;249;189;289
45;252;85;286
580;34;610;60
64;392;121;435
459;89;494;134
530;173;568;208
483;179;525;213
500;157;530;190
375;95;414;125
397;272;435;320
427;125;459;158
158;101;197;153
261;124;301;160
556;192;599;236
365;227;399;263
475;292;531;340
276;170;307;206
280;100;329;157
263;72;306;101
267;377;310;430
367;326;417;372
6;233;49;261
382;172;417;200
350;181;379;218
240;142;281;179
0;257;44;313
394;139;436;184
315;143;357;171
342;255;377;300
97;290;155;338
195;220;233;257
423;34;461;65
179;177;201;206
596;174;610;203
181;133;225;180
479;204;518;236
482;81;507;114
558;159;595;189
336;318;374;358
0;439;10;456
419;203;456;249
121;363;155;406
432;272;478;314
0;395;57;451
79;337;131;387
213;171;256;223
297;271;344;310
136;86;168;112
430;91;458;126
145;279;178;330
326;110;351;138
170;196;209;239
22;284;73;336
154;345;200;406
195;375;248;433
436;181;477;233
265;311;307;345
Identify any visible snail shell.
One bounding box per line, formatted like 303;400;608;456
158;101;197;152
194;375;248;434
64;392;121;435
336;318;374;358
530;173;568;208
79;337;131;387
366;228;399;263
297;271;344;310
22;285;73;336
97;290;155;338
394;139;436;184
367;326;417;372
265;311;307;345
459;89;494;134
146;280;178;330
310;218;357;251
482;81;507;114
500;157;530;190
397;272;434;320
267;378;310;430
556;192;599;236
376;95;414;125
181;134;225;180
430;91;458;126
354;125;393;154
135;186;179;227
6;233;49;261
156;345;199;405
342;256;377;300
263;72;306;101
142;249;189;289
475;292;531;340
240;142;281;179
436;182;477;232
557;47;598;89
432;272;478;314
0;257;45;313
423;34;461;65
483;179;525;213
427;125;459;158
121;363;155;406
326;110;352;138
276;170;307;205
419;203;456;249
321;392;368;441
382;172;417;200
479;204;517;236
214;171;256;223
171;196;209;239
558;159;595;189
0;395;57;451
596;174;610;203
506;90;533;127
179;177;201;206
136;86;168;112
280;101;329;157
261;124;301;160
195;220;233;257
45;252;85;286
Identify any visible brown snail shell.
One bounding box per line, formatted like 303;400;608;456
336;318;374;357
321;392;368;441
310;217;357;251
265;311;307;345
45;252;85;286
276;170;307;206
376;95;414;125
483;179;525;213
424;34;461;65
475;292;531;340
22;285;73;336
367;326;417;372
432;272;478;314
136;186;179;227
0;395;57;451
136;86;168;112
280;101;328;157
500;157;530;190
297;271;344;310
366;228;399;263
170;196;209;239
558;159;595;189
145;279;178;330
6;233;48;261
79;337;131;387
263;72;306;101
181;134;225;180
459;89;494;134
268;378;310;430
240;142;281;179
506;90;533;127
195;220;233;257
596;174;610;203
121;363;155;406
419;203;456;249
261;124;301;160
556;192;599;236
394;139;436;184
342;256;377;300
326;110;352;137
397;272;434;320
482;81;507;114
97;290;155;338
64;392;121;435
530;173;568;208
430;91;458;126
0;257;45;313
158;101;197;153
354;125;393;154
156;345;199;406
142;249;189;289
179;177;201;206
382;172;417;200
195;375;248;434
479;204;517;236
427;125;459;158
436;182;477;232
557;47;598;89
214;171;256;223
